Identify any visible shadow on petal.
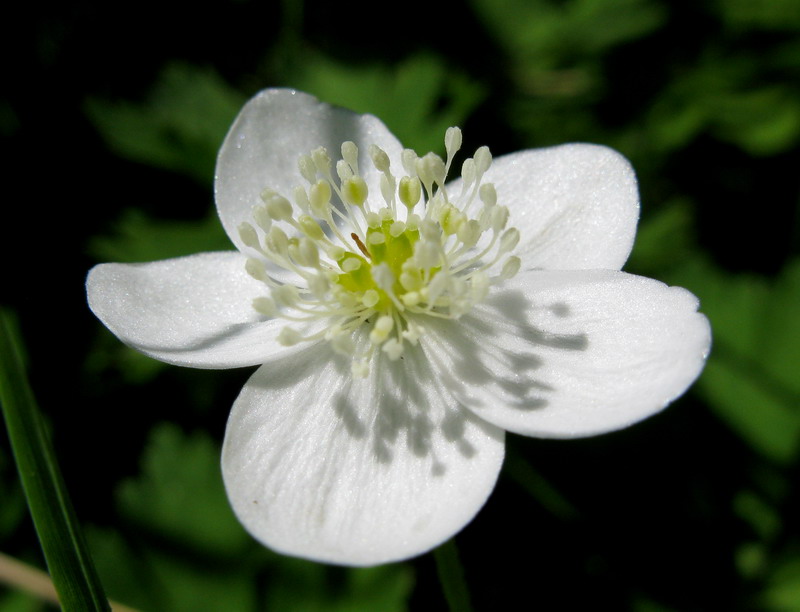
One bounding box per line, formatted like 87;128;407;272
424;286;590;416
249;338;501;475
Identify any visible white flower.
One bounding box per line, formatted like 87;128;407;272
87;89;711;566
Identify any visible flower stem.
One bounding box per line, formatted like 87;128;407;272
433;538;473;612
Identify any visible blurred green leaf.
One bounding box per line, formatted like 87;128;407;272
265;559;414;612
84;326;167;385
671;258;800;463
434;539;472;612
88;526;255;612
630;597;679;612
503;448;578;519
0;589;47;612
737;541;769;580
626;199;697;274
295;53;484;152
85;63;245;184
714;88;800;156
645;50;800;156
761;557;800;612
87;209;231;264
715;0;800;31
472;0;665;64
734;491;781;541
116;423;249;557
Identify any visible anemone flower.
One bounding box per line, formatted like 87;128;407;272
87;89;711;566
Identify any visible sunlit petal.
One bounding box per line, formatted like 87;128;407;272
426;269;710;438
87;252;293;368
222;339;504;566
215;89;405;253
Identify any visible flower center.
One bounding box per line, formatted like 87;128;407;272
238;127;521;377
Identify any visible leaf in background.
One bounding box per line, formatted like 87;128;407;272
670;258;800;463
760;557;800;612
87;209;231;264
626;199;697;274
115;423;249;557
88;526;256;612
294;53;484;153
715;0;800;31
471;0;665;63
714;87;800;156
85;63;245;184
645;48;800;157
264;558;414;612
84;326;167;385
734;491;781;542
0;590;46;612
631;204;800;463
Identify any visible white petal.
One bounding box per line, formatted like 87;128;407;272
215;89;405;252
87;252;290;368
221;340;505;566
451;144;639;270
424;270;711;438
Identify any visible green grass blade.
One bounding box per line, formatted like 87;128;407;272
433;538;473;612
0;308;111;611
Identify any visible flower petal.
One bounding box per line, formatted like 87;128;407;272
215;89;405;252
221;340;505;566
424;269;711;438
453;144;639;270
86;252;289;368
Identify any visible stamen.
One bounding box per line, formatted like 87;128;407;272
243;127;520;376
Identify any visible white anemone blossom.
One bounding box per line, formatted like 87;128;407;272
87;89;711;566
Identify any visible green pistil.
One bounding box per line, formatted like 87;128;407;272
369;220;419;281
334;223;422;313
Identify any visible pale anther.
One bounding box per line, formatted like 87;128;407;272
298;155;317;183
267;226;289;255
342;258;362;272
252;205;272;231
382;338;404;360
474;146;492;174
343;176;368;206
362;289;380;308
252;296;277;316
401;149;418;176
479;183;497;207
238;222;260;249
266;195;293;221
389;221;406;237
369;145;391;173
499;227;520;253
309;180;332;213
445;126;462;160
299;214;324;240
245;258;268;281
341;141;359;173
500;256;521;279
278;327;302;346
311;147;331;172
398;176;421;209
